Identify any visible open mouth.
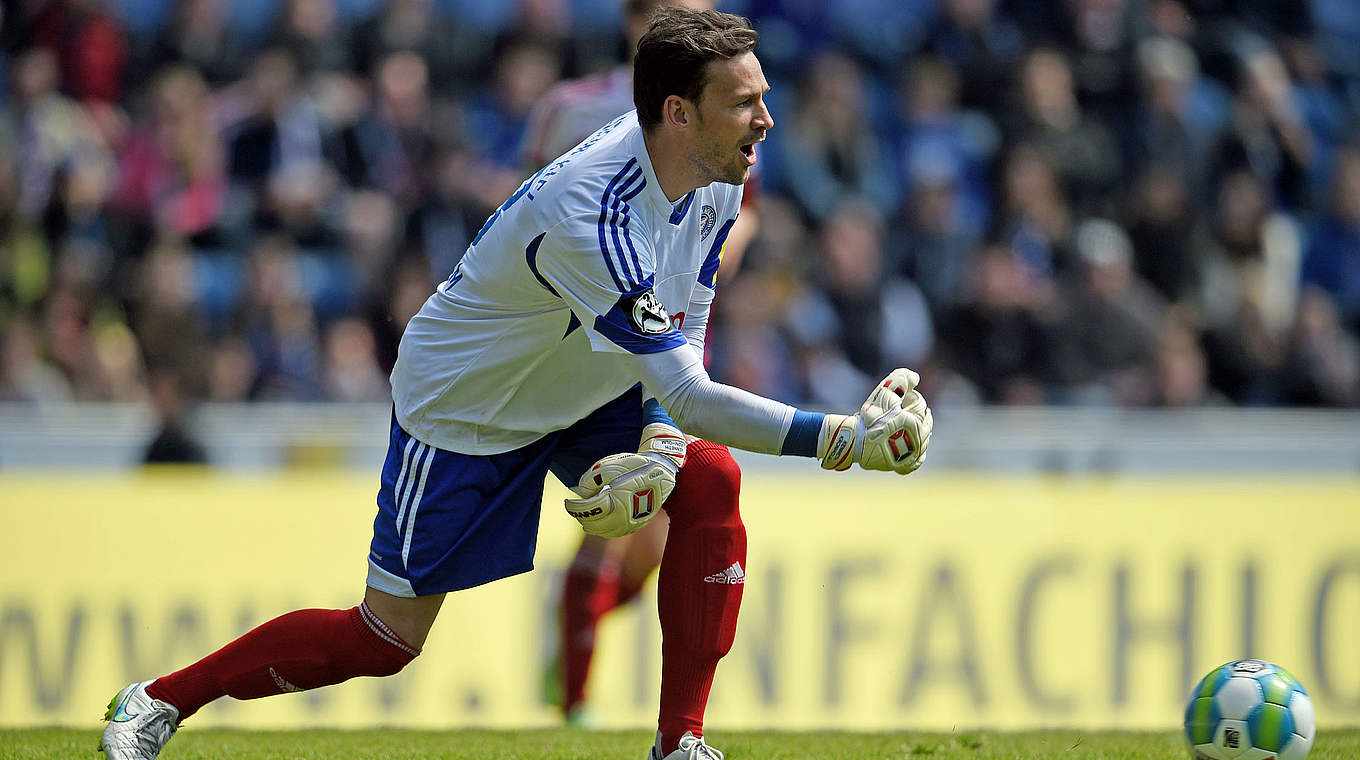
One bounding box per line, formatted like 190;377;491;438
739;139;760;166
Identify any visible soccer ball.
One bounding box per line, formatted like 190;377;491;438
1184;659;1316;760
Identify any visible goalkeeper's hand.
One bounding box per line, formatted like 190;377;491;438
817;368;933;475
564;423;687;538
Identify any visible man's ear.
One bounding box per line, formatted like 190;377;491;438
662;94;694;129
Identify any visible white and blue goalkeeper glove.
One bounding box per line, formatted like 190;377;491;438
564;422;687;538
817;368;932;475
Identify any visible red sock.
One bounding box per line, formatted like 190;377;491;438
145;602;418;721
657;441;744;754
560;551;621;714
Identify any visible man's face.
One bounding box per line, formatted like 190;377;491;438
688;51;773;186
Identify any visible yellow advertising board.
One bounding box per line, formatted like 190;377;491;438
1;470;1357;731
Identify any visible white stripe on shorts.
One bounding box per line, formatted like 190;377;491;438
395;441;427;531
392;436;418;528
401;444;435;568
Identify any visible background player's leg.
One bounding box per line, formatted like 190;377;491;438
560;534;622;717
559;517;668;717
145;588;436;721
655;441;745;755
617;516;668;606
547;386;650;720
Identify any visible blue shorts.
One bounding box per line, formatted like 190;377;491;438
367;387;644;597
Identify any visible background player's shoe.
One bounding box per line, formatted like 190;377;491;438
648;731;725;759
98;682;178;759
564;704;595;728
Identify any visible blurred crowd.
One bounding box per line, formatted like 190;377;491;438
2;0;1360;419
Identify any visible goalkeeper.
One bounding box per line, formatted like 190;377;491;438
99;8;932;760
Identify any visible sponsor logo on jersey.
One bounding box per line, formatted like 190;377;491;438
630;290;671;335
699;205;717;240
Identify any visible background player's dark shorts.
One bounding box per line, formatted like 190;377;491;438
367;387;644;597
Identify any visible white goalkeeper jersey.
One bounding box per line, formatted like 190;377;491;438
392;111;743;454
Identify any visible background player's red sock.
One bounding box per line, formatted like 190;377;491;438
560;551;621;714
656;441;745;755
145;602;418;721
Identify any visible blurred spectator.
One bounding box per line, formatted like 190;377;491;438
1280;287;1360;406
237;235;323;399
787;202;933;409
1124;163;1197;304
465;41;561;170
352;0;481;98
1151;309;1223;407
926;0;1026;114
939;242;1059;404
0;315;71;401
1053;0;1137;124
321;316;389;401
224;47;348;250
893;55;996;239
824;0;934;74
42;283;112;399
1301;145;1360;332
207;335;258;401
29;0;128;105
1211;44;1318;211
490;0;577;78
996;143;1073;281
345;51;438;206
129;237;207;380
1193;169;1302;403
141;0;248;88
6;47;106;221
143;367;208;463
1128;35;1220;193
1053;218;1165;404
271;0;354;76
894;151;980;315
110;65;225;244
773;52;899;223
1007;48;1123;216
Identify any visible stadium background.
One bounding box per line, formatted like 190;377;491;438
0;0;1358;736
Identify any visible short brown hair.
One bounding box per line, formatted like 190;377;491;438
633;7;758;129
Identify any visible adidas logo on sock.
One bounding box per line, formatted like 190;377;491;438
704;562;745;584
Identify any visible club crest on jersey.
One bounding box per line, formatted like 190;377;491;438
699;205;717;240
630;290;671;335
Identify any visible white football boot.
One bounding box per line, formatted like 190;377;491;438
98;681;179;759
648;730;725;759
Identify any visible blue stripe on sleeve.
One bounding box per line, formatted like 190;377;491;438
618;180;648;281
592;315;687;353
592;286;687;354
607;168;645;284
781;409;825;457
597;159;639;291
642;398;677;427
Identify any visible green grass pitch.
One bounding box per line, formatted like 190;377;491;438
4;729;1359;759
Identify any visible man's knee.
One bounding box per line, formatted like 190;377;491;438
666;440;741;527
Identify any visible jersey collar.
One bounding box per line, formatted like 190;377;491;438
628;116;687;222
